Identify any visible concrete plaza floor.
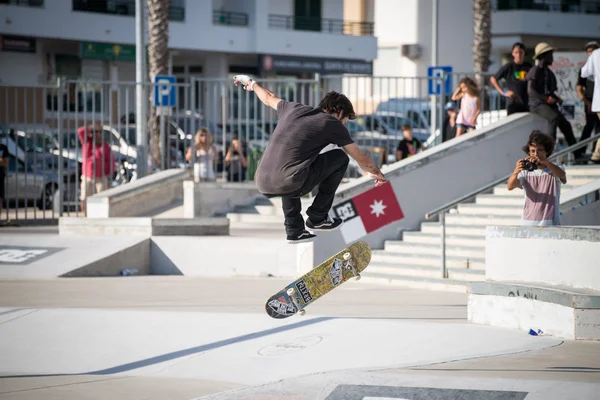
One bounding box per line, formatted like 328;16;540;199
0;276;598;400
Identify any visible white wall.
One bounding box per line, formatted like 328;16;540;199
323;0;344;19
0;52;43;85
268;0;293;15
493;10;600;39
485;226;600;292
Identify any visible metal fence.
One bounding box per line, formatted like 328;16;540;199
1;72;511;224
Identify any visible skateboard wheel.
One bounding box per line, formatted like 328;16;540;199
354;274;361;281
343;252;352;261
298;309;306;316
287;288;295;296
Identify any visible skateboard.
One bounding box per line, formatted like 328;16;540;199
265;241;371;319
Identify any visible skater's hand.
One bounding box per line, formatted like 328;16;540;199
368;171;387;187
233;75;255;91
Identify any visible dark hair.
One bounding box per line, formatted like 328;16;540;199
401;124;412;131
318;91;356;120
512;42;526;52
585;41;600;51
522;130;555;156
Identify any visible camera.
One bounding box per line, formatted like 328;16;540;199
524;159;538;171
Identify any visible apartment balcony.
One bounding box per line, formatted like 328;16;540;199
492;0;600;39
72;0;185;21
0;0;44;6
495;0;600;13
268;14;375;37
212;10;249;27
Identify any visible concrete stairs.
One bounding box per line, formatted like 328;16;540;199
360;166;600;292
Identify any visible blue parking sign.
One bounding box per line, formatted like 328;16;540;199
154;75;177;107
427;66;453;96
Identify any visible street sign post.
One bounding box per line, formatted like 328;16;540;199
154;75;176;115
427;66;453;96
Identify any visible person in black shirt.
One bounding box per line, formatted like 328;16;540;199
0;142;8;220
441;101;458;143
396;124;423;161
575;41;600;162
526;42;576;148
490;42;532;115
233;75;386;244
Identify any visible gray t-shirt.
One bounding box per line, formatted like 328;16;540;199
255;100;354;196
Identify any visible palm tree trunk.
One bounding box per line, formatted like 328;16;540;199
147;0;169;169
473;0;491;86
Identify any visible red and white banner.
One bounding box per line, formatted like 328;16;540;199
331;181;404;244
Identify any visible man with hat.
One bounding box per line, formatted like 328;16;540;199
581;41;600;164
526;42;577;148
490;42;532;115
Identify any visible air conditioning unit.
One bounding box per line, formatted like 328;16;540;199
401;44;422;60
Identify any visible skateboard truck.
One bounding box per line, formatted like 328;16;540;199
343;252;361;281
286;288;306;316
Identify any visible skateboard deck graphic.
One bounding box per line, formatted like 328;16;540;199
265;241;371;319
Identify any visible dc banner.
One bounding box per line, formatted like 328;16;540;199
330;181;404;244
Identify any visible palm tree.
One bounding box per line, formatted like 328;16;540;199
473;0;491;86
147;0;169;169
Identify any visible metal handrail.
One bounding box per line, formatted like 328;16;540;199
425;132;600;220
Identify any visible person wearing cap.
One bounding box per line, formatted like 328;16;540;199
525;42;577;148
490;42;532;115
575;41;600;163
581;41;600;163
442;101;458;142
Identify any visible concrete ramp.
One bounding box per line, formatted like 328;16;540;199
0;235;150;278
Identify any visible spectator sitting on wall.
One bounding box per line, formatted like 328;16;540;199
490;42;532;115
578;41;600;164
225;135;248;182
451;77;481;137
442;101;458;142
507;130;567;226
78;123;114;216
526;42;577;150
396;124;424;161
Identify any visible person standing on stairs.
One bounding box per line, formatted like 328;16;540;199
232;75;386;244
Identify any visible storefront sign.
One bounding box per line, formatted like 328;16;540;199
260;54;373;75
0;35;36;53
81;41;136;62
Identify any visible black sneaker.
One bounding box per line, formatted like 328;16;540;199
306;216;343;231
287;230;317;244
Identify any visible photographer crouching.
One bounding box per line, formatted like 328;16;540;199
507;130;567;226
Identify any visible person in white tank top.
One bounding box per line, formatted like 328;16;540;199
186;128;217;182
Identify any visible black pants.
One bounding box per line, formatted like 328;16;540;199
574;109;600;159
530;103;576;146
507;101;529;115
281;150;349;236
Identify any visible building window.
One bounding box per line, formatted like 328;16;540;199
0;0;44;6
495;0;600;14
72;0;186;21
212;10;249;26
47;55;103;113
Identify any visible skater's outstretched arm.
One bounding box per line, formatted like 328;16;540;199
233;75;281;110
343;143;386;187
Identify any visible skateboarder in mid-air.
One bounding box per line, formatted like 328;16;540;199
233;75;386;244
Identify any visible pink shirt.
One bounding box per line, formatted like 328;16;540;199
77;127;114;179
457;93;479;127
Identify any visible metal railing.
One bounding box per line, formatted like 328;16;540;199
268;14;375;36
425;131;600;279
495;0;600;14
1;0;44;6
213;10;249;26
71;0;185;21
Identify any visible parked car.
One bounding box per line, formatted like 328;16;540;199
358;112;431;143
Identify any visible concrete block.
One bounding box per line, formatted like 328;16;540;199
87;169;190;218
183;181;261;217
485;226;600;291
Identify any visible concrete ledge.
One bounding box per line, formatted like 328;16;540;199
486;226;600;291
87;169;190;218
59;217;229;236
468;281;600;340
183;181;261;217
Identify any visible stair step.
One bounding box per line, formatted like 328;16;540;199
401;232;485;247
420;222;487;236
226;213;283;223
360;272;468;293
493;185;578;196
562;167;600;176
375;242;485;259
476;194;524;206
368;261;485;281
369;252;484;270
456;203;522;216
444;213;521;226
